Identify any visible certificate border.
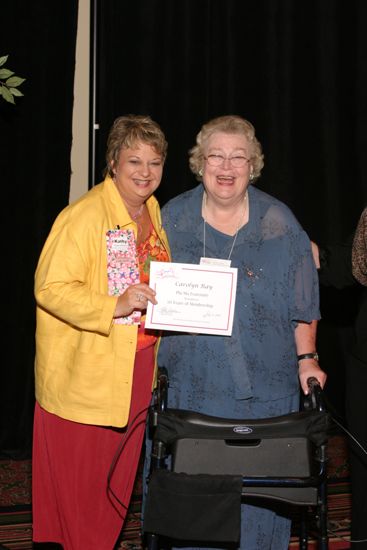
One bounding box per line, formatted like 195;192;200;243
146;265;237;334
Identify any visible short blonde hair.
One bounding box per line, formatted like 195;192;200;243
189;115;264;182
105;114;168;177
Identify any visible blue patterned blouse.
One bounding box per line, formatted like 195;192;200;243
158;184;320;417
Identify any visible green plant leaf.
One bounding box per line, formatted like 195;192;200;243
0;68;14;79
6;76;25;87
0;56;25;104
10;87;24;97
0;55;9;67
1;85;15;104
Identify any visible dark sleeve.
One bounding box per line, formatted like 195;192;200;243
318;233;356;289
352;208;367;286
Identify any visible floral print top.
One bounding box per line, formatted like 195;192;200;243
158;183;320;406
137;223;169;349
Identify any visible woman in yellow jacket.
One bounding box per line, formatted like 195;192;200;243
32;115;170;550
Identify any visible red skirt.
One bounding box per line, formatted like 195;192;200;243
32;345;155;550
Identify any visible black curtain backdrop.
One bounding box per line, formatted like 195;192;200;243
94;0;367;421
0;2;78;456
1;0;367;456
95;0;367;240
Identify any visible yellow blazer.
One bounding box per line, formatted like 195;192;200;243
34;176;170;427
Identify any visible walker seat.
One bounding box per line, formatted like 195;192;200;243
144;374;330;549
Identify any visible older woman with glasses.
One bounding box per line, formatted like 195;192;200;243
154;114;327;549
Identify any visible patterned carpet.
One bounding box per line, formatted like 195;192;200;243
0;434;351;549
0;458;142;550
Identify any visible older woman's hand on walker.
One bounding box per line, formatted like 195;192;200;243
298;359;327;395
295;320;327;394
114;283;157;318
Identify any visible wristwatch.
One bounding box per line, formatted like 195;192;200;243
297;353;319;362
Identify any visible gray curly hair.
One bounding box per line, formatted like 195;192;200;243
189;115;264;182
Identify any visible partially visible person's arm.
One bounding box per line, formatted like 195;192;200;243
352;208;367;286
310;241;321;269
295;320;327;394
311;234;356;289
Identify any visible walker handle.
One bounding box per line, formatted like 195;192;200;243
306;377;325;412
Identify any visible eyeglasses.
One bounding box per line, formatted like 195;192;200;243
204;154;250;168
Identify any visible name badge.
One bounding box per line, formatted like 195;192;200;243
108;229;133;255
200;257;232;267
106;228;141;325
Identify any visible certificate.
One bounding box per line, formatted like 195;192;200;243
145;262;237;336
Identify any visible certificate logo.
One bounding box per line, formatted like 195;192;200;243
155;267;177;279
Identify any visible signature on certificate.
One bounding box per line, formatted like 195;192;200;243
159;306;180;316
203;312;221;319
